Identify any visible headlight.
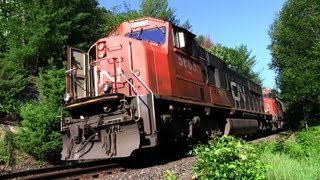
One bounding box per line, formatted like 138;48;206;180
102;82;113;94
97;42;106;58
97;43;105;50
64;93;72;103
98;51;105;58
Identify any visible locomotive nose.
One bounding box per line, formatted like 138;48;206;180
61;111;141;161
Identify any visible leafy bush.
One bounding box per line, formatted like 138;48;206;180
256;138;305;159
163;170;177;180
0;60;29;115
190;136;267;180
14;68;65;163
15;103;62;162
37;68;65;107
256;125;320;179
295;126;320;159
256;126;320;160
0;130;14;165
0;139;10;165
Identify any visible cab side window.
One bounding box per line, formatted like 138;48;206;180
173;30;185;48
173;27;198;58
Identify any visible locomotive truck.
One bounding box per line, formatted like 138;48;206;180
61;17;284;161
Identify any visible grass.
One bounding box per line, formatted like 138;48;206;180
261;152;320;180
256;125;320;180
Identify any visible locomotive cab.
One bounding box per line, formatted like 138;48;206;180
61;18;173;160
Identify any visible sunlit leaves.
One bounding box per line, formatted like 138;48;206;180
208;44;262;84
140;0;179;25
190;136;267;180
269;0;320;126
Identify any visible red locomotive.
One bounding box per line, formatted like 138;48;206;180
61;17;284;160
263;89;285;130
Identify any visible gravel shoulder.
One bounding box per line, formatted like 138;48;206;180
107;156;196;180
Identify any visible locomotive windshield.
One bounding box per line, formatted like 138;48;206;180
126;26;166;45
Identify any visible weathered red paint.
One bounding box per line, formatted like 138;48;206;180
263;89;285;118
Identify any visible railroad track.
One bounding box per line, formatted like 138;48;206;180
247;130;293;144
0;131;293;179
0;160;125;180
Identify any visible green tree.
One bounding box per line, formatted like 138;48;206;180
15;69;65;162
0;0;107;161
102;7;141;34
1;0;106;70
180;19;192;30
0;0;106;117
102;0;192;33
139;0;179;24
208;44;262;84
0;61;29;116
139;0;192;29
0;1;30;116
269;0;320;127
196;34;214;49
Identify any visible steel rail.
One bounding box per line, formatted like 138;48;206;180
0;160;121;180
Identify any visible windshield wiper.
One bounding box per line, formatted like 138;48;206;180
156;25;165;34
136;27;143;40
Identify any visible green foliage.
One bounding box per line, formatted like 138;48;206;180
256;125;320;179
257;139;305;159
14;69;65;162
103;7;141;34
208;44;262;84
0;130;14;166
269;0;320;127
261;152;320;180
196;35;214;49
1;0;106;70
139;0;179;25
163;170;177;180
15;103;62;162
0;60;29;115
0;0;105;117
257;125;320;160
37;68;65;107
180;19;192;31
191;136;267;180
103;0;191;34
295;126;320;159
0;139;9;164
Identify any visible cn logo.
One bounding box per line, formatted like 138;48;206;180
99;68;122;83
230;81;246;103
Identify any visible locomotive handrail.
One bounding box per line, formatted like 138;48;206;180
86;42;141;120
65;67;76;74
128;42;156;135
117;59;141;121
90;56;117;65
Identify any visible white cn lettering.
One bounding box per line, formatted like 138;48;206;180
239;85;246;103
231;81;240;101
99;68;122;85
230;81;246;103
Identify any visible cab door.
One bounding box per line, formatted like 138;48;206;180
66;46;93;101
